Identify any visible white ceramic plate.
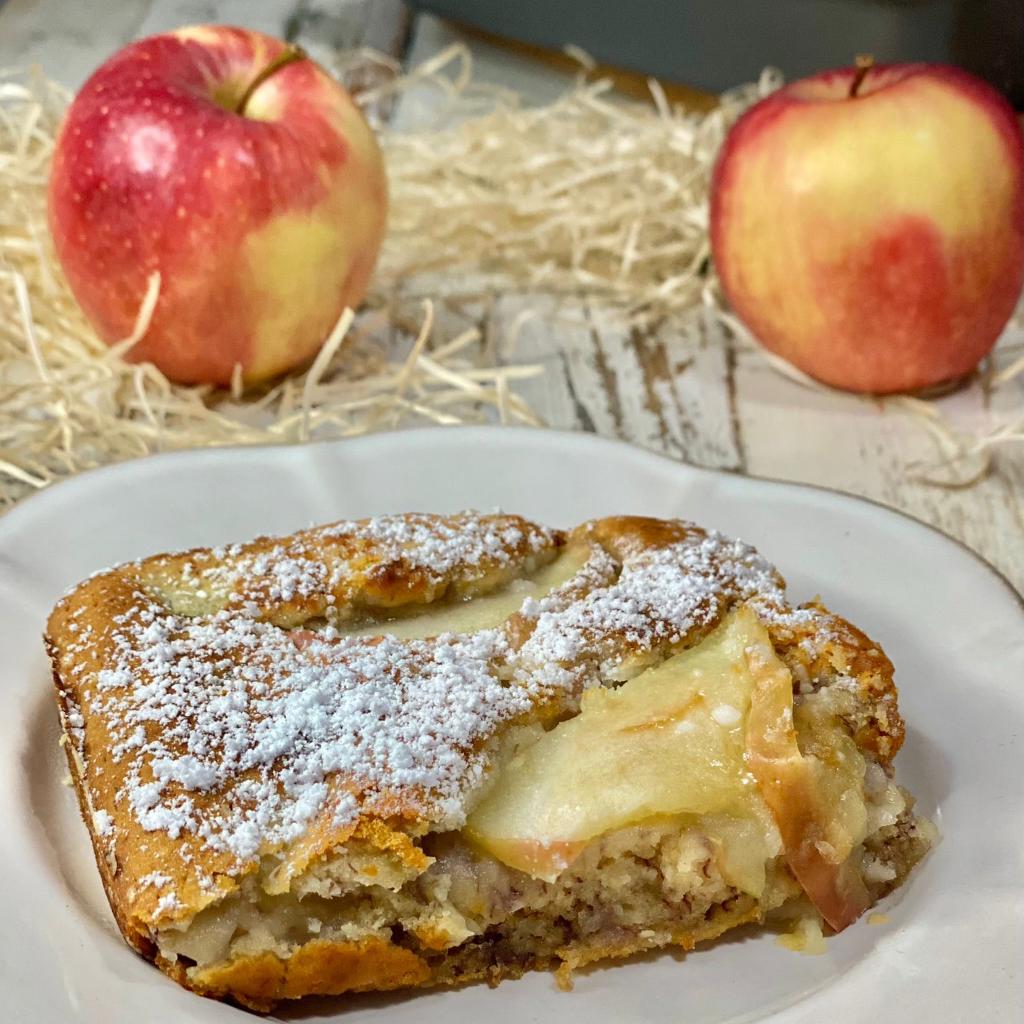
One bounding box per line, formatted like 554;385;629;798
1;427;1021;1024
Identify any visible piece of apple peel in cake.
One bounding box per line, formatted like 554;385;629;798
45;513;935;1011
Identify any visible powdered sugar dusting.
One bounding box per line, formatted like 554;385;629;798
92;808;114;836
155;892;181;916
138;872;172;890
515;530;818;688
151;512;558;623
319;514;532;582
79;606;530;861
53;514;832;893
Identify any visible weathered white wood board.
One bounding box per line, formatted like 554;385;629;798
482;282;1024;589
0;0;154;89
0;0;408;89
731;330;1024;584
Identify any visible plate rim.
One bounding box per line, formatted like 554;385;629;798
2;425;1022;1023
2;424;1020;610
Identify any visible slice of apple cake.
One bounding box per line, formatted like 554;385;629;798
46;512;934;1011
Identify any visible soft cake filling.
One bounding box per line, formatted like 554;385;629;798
156;782;916;975
159;822;780;969
155;607;922;976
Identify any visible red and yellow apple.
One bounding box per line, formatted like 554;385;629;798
48;25;387;386
711;62;1024;393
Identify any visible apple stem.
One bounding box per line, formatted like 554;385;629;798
235;44;307;116
848;55;874;99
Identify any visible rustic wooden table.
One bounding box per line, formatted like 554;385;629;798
3;0;1022;592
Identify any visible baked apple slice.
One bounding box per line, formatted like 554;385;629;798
467;604;872;931
465;605;779;884
344;543;592;640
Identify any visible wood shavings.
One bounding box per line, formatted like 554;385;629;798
882;330;1024;487
2;47;1021;509
0;62;547;510
898;393;1024;489
992;351;1024;388
715;280;1024;488
376;49;781;321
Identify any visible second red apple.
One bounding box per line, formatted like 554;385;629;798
711;62;1024;394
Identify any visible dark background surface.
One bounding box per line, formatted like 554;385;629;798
410;0;1024;106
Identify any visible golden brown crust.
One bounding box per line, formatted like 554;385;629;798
167;898;777;1011
577;515;709;560
49;579;257;934
46;512;562;933
112;511;562;626
51;647;159;961
766;598;903;762
178;938;433;1011
45;511;909;1011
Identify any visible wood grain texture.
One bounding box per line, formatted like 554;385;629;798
735;340;1022;582
0;0;410;89
0;0;154;89
507;300;1024;591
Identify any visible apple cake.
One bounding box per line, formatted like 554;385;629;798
46;512;935;1011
